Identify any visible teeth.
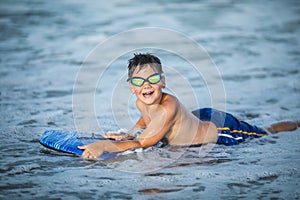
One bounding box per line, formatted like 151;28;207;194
143;91;153;95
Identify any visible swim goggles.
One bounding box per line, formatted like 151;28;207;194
129;73;162;87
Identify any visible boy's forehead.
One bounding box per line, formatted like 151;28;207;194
132;64;158;76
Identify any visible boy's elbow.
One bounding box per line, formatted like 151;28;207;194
138;138;156;148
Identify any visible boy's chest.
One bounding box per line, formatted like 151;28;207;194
141;109;152;125
141;106;161;125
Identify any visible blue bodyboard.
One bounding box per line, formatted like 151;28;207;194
40;130;118;159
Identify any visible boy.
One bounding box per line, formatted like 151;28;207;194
78;53;299;158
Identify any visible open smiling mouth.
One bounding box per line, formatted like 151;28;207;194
142;91;154;98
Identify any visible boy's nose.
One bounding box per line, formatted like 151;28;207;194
143;81;152;88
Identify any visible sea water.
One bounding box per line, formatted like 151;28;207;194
0;0;299;199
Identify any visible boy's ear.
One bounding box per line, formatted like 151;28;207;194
161;76;166;88
129;83;135;93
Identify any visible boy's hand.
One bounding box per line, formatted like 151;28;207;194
104;133;124;140
78;142;104;158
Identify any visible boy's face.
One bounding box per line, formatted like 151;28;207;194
129;64;165;105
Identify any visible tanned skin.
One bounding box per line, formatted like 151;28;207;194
78;55;299;159
78;65;218;158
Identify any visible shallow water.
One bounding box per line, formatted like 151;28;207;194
1;0;300;199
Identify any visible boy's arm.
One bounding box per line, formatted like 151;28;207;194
133;116;147;129
79;105;176;158
137;106;175;147
78;140;142;158
104;116;146;140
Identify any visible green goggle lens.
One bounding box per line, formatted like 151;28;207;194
131;78;144;87
130;73;161;87
148;74;160;83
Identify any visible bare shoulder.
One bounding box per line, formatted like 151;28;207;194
161;93;179;108
160;93;180;117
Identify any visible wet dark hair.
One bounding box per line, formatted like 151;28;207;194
127;53;163;81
